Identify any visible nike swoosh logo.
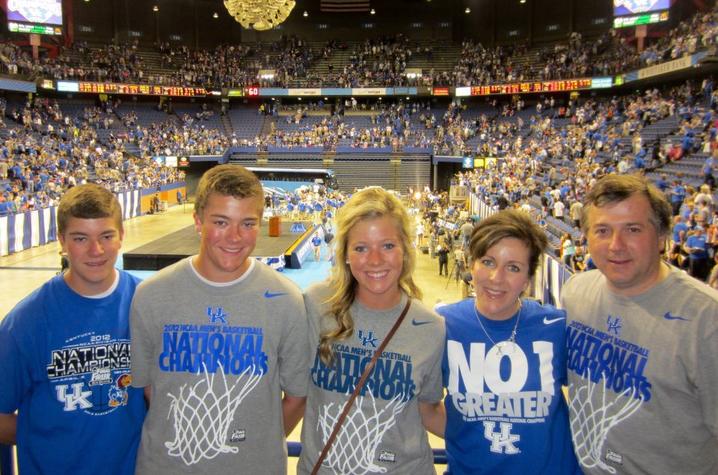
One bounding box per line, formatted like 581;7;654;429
664;312;689;321
412;319;432;326
543;317;565;325
264;290;288;298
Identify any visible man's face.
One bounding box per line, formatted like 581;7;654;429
193;193;262;283
586;193;667;297
59;216;123;295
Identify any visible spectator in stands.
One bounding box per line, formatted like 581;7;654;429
560;233;576;268
129;164;308;474
0;184;146;474
437;209;580;474
299;187;444;473
685;224;710;280
562;173;718;475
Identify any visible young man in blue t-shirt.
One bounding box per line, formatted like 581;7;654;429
0;184;146;475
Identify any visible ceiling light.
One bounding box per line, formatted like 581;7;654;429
223;0;296;31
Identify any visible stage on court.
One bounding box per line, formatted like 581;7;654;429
123;220;309;271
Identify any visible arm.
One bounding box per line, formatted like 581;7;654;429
0;413;16;445
143;386;152;407
282;394;306;436
419;400;446;438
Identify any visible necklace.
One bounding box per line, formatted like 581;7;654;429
473;301;521;355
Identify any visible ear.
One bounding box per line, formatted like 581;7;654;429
193;212;202;234
58;232;67;254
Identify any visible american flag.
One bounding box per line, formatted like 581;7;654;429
320;0;371;13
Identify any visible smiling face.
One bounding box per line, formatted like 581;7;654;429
471;237;530;320
346;216;405;310
585;193;668;297
59;217;123;295
193;193;263;283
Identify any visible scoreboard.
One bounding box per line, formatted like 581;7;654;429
76;82;207;97
470;78;593;96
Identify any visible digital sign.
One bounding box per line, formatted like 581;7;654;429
9;22;61;35
8;0;63;36
470;79;592;96
75;82;207;97
614;0;669;16
432;87;450;96
614;11;669;28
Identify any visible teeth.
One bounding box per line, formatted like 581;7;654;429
367;271;388;278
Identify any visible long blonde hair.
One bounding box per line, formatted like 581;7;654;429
318;188;422;365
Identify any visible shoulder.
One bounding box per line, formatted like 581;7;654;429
118;270;141;292
435;298;473;320
665;268;718;310
562;269;604;299
521;298;565;319
1;275;65;338
304;280;332;305
253;261;302;299
408;298;444;331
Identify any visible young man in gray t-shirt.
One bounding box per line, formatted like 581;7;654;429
562;174;718;475
130;164;309;474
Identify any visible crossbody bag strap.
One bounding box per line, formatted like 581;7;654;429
310;299;411;475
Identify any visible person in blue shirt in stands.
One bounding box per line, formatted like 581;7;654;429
685;225;710;281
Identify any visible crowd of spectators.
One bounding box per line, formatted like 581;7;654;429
3;3;718;89
0;97;184;216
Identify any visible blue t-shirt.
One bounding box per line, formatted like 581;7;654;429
686;234;708;260
438;299;579;475
0;272;146;475
672;222;689;243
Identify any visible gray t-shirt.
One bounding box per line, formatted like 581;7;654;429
298;283;445;475
561;267;718;475
130;257;309;475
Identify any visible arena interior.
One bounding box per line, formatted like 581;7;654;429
1;0;718;473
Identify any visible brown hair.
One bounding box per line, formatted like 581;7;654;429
57;184;122;236
194;164;264;217
469;209;548;278
581;174;672;237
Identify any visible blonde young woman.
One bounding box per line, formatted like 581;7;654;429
298;187;445;474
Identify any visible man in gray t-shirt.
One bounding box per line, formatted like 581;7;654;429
130;165;309;474
562;174;718;475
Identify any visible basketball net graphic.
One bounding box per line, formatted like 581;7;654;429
165;363;263;465
317;389;408;475
568;367;643;474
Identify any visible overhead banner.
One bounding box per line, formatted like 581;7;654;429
352;88;388;96
637;55;695;80
288;88;322;96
